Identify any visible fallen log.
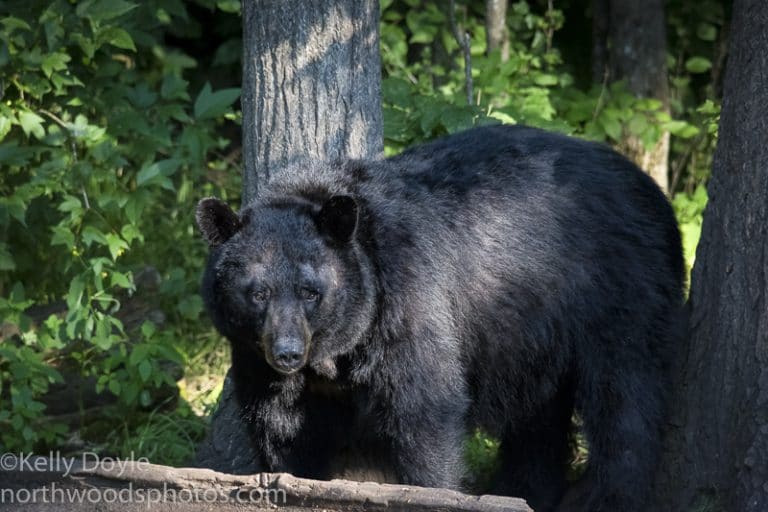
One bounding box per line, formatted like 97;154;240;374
0;456;531;511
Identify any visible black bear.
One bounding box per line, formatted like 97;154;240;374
196;124;685;512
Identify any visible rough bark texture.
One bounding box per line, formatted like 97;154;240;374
485;0;509;61
197;0;384;474
0;457;531;511
601;0;670;193
241;0;383;202
651;1;768;510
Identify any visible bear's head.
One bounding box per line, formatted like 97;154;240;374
195;194;376;377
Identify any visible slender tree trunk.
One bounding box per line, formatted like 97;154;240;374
598;0;670;193
591;0;608;83
485;0;509;61
241;0;383;203
196;0;383;473
652;1;768;510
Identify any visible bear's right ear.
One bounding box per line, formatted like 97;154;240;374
315;195;359;246
196;197;242;246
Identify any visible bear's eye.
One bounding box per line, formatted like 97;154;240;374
252;289;270;303
299;288;320;302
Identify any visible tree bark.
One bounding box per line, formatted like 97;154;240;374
197;0;383;473
241;0;383;202
651;1;768;510
591;0;608;84
485;0;509;61
599;0;670;193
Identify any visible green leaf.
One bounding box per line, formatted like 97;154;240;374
488;111;516;125
0;243;15;271
66;277;85;309
82;226;108;247
665;120;700;139
533;74;558;86
98;27;136;51
1;16;31;32
409;29;434;44
178;295;203;320
51;226;75;249
58;195;82;213
160;74;190;100
125;194;145;224
105;233;128;260
108;379;121;396
0;115;12;141
138;360;152;382
10;282;26;303
627;114;648;136
110;271;132;289
216;0;240;13
598;116;622;140
136;162;160;186
77;0;138;22
122;382;138;404
685;57;712;74
129;344;149;365
141;321;156;339
194;82;241;120
136;159;179;189
696;23;717;42
41;52;71;78
18;112;45;139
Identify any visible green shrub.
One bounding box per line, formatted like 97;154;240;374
0;0;240;453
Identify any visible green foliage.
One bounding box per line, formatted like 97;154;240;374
380;0;706;155
464;429;501;492
673;185;708;277
100;402;208;466
0;0;240;454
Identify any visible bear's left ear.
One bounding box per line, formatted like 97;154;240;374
315;195;359;245
196;197;242;246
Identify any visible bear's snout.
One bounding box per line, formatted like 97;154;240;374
270;336;307;374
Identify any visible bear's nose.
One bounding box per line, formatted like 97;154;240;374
272;339;305;372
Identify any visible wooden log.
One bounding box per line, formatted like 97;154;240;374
0;456;531;511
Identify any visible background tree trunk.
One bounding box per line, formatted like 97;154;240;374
241;0;383;203
596;0;670;193
196;0;383;473
652;1;768;510
485;0;509;61
591;0;608;84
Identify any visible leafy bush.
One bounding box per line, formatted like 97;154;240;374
380;0;708;156
0;0;240;456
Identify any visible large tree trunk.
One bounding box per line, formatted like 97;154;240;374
597;0;670;193
196;0;383;473
241;0;383;203
652;1;768;510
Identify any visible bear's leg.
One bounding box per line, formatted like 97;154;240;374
558;354;664;512
493;388;573;512
387;398;468;489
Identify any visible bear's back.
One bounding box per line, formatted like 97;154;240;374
261;124;683;318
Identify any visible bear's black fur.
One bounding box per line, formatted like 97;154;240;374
197;125;685;512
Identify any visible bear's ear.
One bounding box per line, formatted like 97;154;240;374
315;195;359;245
196;197;242;246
